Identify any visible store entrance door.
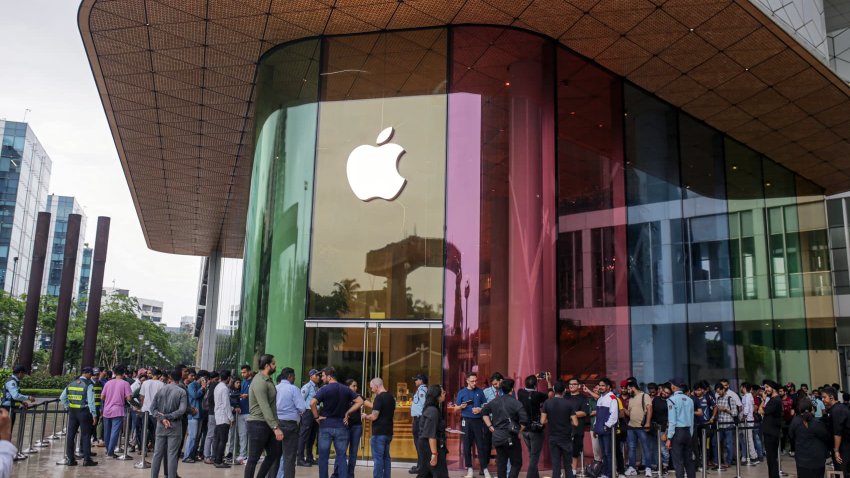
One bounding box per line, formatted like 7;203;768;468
304;320;443;465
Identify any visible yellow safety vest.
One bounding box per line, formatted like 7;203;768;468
93;381;103;409
66;379;90;409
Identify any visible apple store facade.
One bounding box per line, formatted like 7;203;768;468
239;24;838;417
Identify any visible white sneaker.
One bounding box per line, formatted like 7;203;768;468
571;469;577;477
465;468;474;478
484;470;492;478
625;467;637;476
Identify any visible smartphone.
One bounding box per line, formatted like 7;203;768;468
464;400;474;406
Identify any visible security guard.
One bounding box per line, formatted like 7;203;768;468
2;364;35;427
410;373;429;474
92;367;104;445
60;366;98;466
665;379;695;478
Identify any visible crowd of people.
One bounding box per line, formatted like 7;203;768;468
4;359;850;478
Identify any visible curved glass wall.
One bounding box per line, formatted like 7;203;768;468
241;25;839;400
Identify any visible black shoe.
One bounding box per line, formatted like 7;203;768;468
409;466;420;474
297;460;312;467
183;458;196;464
308;458;317;465
66;461;78;466
479;472;485;476
82;460;98;466
215;463;231;469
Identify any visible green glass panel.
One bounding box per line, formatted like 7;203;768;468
240;39;321;368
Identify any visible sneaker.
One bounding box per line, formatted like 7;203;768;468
789;451;795;457
484;470;492;478
235;457;246;465
409;466;420;475
645;468;653;477
625;467;637;476
214;463;231;469
203;458;214;464
465;468;474;478
747;460;760;466
182;458;196;464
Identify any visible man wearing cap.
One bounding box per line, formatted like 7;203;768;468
60;366;98;466
1;365;34;428
410;373;428;475
664;379;694;478
297;368;321;466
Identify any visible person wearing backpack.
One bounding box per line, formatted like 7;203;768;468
517;374;548;478
482;378;528;478
624;380;653;477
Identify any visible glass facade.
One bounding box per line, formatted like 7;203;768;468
0;121;51;296
43;195;87;298
242;25;839;415
77;246;93;313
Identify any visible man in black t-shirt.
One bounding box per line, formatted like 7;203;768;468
564;380;590;474
363;377;396;478
823;386;850;478
760;380;783;478
542;381;578;478
649;383;669;469
518;375;548;478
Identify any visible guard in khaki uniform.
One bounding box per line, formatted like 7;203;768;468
60;366;98;466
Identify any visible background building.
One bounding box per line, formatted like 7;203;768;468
42;194;87;297
0;120;51;296
77;245;92;312
179;315;194;333
103;286;164;324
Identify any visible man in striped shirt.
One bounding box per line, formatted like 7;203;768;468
712;384;739;468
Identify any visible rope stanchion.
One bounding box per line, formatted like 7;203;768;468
777;442;787;476
35;400;58;446
13;407;28;460
656;429;663;477
701;427;708;478
21;402;39;454
56;406;73;465
116;407;133;460
576;448;585;477
48;400;61;440
733;424;741;478
133;411;150;469
229;423;238;464
611;427;617;478
715;428;722;473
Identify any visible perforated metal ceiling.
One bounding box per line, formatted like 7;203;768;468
79;0;850;257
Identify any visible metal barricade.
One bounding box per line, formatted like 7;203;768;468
55;404;73;465
656;429;663;477
778;442;787;476
34;399;59;446
715;428;722;472
21;401;40;454
134;410;151;469
47;400;61;440
116;407;133;460
701;427;708;478
576;448;585;477
611;427;617;478
13;407;28;460
733;424;741;478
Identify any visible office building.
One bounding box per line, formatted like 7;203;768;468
103;286;164;324
0;120;51;296
43;195;87;297
81;0;850;465
77;246;92;312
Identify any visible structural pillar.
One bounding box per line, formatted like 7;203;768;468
49;214;82;375
81;217;110;368
17;212;51;369
199;252;221;370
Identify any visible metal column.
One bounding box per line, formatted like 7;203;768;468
199;252;221;370
49;214;82;375
81;217;110;367
17;212;51;369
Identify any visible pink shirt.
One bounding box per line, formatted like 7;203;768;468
101;378;132;418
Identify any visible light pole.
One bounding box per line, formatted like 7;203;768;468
136;334;144;368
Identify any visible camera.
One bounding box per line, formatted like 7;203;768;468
537;371;548;380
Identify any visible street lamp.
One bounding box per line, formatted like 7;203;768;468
136;334;144;368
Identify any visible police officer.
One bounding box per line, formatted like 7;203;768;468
664;379;695;478
60;366;98;466
92;367;105;446
410;373;428;475
2;364;34;427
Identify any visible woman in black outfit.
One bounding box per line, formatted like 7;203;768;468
417;384;448;478
760;380;783;478
789;397;831;478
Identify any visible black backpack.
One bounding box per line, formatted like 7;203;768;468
584;460;604;478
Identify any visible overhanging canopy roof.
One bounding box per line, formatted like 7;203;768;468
79;0;850;257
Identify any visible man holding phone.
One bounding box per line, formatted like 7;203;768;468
455;372;488;478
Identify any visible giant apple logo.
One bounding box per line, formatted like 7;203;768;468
346;126;406;201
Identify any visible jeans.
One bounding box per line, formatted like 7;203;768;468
495;440;522;478
333;424;363;478
246;420;282;478
104;416;123;456
461;418;488;471
371;435;392;478
599;430;614;478
183;419;199;459
753;424;764;459
522;430;544;478
274;420;300;478
627;428;654;470
549;438;574;478
319;427;351;478
214;423;230;464
717;428;734;465
238;414;249;458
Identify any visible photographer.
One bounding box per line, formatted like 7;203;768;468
482;379;528;478
518;374;548;478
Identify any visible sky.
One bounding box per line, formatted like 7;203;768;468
0;0;205;326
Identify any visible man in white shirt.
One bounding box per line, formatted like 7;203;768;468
212;370;234;468
140;369;166;450
739;383;759;465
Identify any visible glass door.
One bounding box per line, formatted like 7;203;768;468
304;321;443;465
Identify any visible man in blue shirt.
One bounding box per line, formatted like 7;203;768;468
237;365;253;464
60;366;98;466
410;374;428;475
274;367;306;478
298;368;321;466
455;371;488;478
2;365;34;427
665;379;695;478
